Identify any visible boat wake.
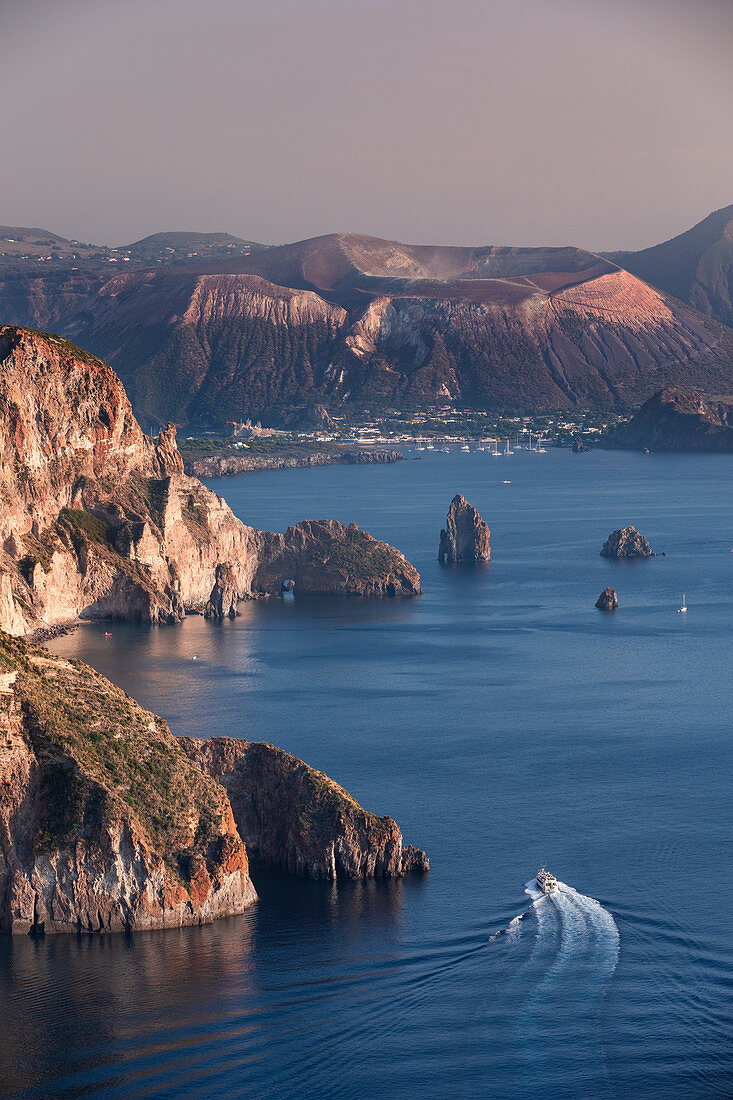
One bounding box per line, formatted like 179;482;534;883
510;877;620;1096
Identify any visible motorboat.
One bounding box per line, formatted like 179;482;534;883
536;867;559;894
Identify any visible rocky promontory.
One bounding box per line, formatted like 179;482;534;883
603;387;733;453
439;495;491;563
0;327;419;636
178;737;429;881
182;445;404;479
0;632;256;934
600;526;655;559
0;632;429;934
595;587;619;610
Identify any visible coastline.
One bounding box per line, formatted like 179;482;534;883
182;447;405;478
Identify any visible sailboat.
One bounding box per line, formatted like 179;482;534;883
678;594;687;613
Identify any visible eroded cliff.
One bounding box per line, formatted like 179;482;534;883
0;326;420;635
0;632;256;933
178;736;429;880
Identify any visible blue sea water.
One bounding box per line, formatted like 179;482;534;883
3;447;732;1099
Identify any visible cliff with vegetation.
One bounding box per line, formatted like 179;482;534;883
0;633;428;933
603;386;733;452
0;632;256;933
0;326;419;635
178;737;429;880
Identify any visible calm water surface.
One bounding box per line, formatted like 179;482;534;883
3;448;732;1098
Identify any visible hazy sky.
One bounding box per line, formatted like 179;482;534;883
2;0;732;250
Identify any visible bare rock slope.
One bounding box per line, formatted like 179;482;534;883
64;233;733;426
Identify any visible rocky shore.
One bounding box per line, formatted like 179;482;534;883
603;387;733;452
0;633;428;934
0;633;256;934
178;737;429;881
183;447;404;479
0;327;420;636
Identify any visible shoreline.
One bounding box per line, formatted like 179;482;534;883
182;447;405;479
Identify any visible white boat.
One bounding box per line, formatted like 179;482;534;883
536;867;559;894
678;593;687;613
461;444;470;452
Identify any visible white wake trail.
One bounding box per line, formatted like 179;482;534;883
512;877;620;1097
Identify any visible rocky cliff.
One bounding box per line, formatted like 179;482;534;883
439;495;491;563
0;631;257;933
603;386;733;452
0;327;420;635
178;736;429;881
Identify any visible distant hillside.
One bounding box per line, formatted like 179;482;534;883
125;231;267;262
603;386;733;452
2;222;733;425
612;204;733;327
0;225;69;245
0;226;268;329
66;232;733;427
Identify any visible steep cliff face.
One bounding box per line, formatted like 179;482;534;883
178;736;429;880
0;327;420;635
63;233;733;425
0;632;257;933
439;495;491;563
604;386;733;452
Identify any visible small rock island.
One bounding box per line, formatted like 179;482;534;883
600;526;655;559
595;587;619;610
439;495;491;563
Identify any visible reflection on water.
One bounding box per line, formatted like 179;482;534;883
17;449;733;1097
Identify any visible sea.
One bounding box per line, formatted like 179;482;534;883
2;447;732;1099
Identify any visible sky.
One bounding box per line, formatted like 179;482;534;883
1;0;732;251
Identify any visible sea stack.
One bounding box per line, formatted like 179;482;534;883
600;526;653;559
595;587;619;610
204;563;238;619
438;495;491;563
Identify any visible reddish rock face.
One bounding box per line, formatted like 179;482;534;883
0;634;257;934
178;737;429;881
600;526;653;559
0;327;421;635
439;495;491;563
595;586;619;610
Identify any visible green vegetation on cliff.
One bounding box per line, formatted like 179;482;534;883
0;631;232;879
